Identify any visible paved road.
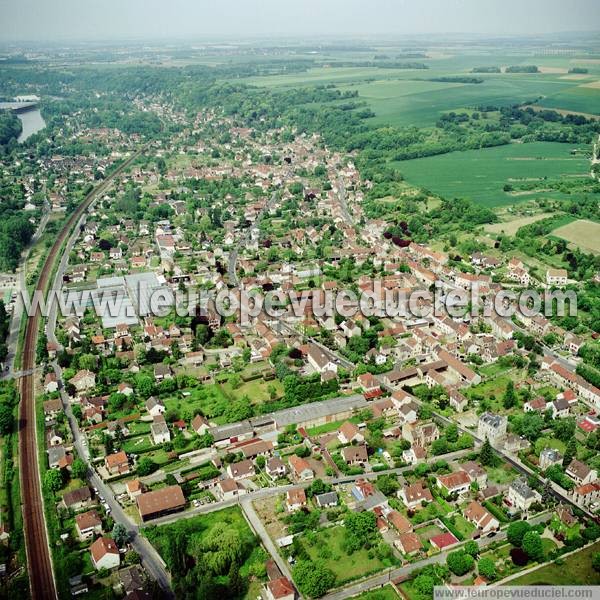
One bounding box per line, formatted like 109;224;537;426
241;497;296;583
145;448;473;527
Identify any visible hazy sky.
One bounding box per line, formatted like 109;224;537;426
1;0;599;42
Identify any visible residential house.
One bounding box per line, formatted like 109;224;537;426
341;444;368;467
105;451;130;476
61;486;93;511
265;457;287;480
437;471;471;496
398;481;433;509
572;481;600;507
539;448;563;471
288;455;314;481
264;576;295;600
477;412;507;445
395;532;422;556
216;478;246;502
227;459;256;481
286;488;307;512
461;461;488;489
145;397;166;417
90;537;120;571
75;510;103;540
566;460;597;486
136;485;186;521
464;501;499;534
70;370;96;393
337;421;364;445
315;492;338;508
45;372;59;393
507;477;541;513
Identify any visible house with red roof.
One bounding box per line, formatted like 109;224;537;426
430;532;459;551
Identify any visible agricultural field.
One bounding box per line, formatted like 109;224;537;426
550;219;600;253
241;61;600;127
394;142;590;207
484;212;555;236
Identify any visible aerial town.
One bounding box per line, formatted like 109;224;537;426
0;10;600;600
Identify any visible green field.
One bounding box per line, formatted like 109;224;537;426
505;542;600;585
394;142;590;207
540;84;600;116
241;64;596;127
300;526;389;585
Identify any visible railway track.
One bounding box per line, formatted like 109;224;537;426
19;147;145;599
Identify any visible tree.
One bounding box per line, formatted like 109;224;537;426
112;523;130;547
344;511;377;552
592;552;600;573
71;458;88;480
193;523;243;575
503;380;516;409
562;438;576;468
414;574;435;596
507;521;531;547
0;404;13;435
446;550;474;576
136;457;158;476
44;469;63;493
375;474;399;496
293;560;336;598
479;438;495;466
478;557;497;581
522;531;543;562
464;540;479;558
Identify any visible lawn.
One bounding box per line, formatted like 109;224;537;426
505;541;600;585
452;514;477;539
394;142;590;207
300;526;389;585
409;500;451;525
486;464;519;485
415;524;445;544
352;585;401;600
534;437;567;456
221;377;284;405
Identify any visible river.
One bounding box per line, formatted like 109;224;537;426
0;101;46;143
16;108;46;142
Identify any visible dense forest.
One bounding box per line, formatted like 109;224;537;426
0;110;21;147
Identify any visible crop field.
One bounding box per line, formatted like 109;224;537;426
539;84;600;116
551;218;600;253
240;60;600;127
394;142;590;207
484;212;555;235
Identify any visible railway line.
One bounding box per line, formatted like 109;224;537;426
18;147;145;599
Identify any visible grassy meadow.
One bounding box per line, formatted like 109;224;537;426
393;141;590;207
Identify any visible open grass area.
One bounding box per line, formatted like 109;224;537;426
394;142;590;207
534;437;567;456
452;514;477;539
551;219;600;253
486;464;519;485
300;526;389;585
505;542;600;585
352;585;402;600
484;212;555;236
